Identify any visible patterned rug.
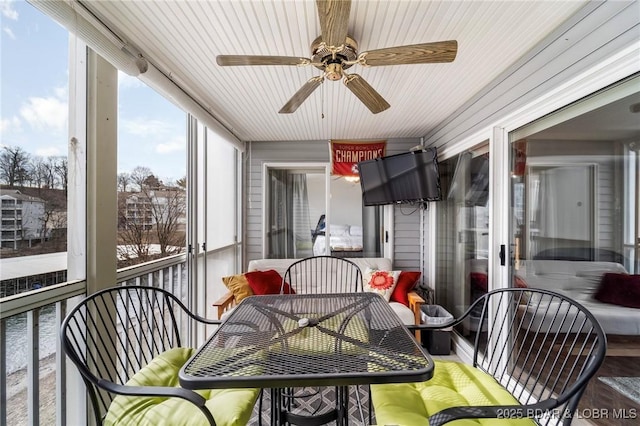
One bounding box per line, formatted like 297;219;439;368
598;377;640;405
248;385;372;425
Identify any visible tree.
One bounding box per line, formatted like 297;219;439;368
130;166;153;191
176;176;187;189
117;181;186;267
149;187;186;256
29;156;48;188
117;193;152;266
0;145;31;186
53;157;68;194
43;157;57;188
117;172;131;192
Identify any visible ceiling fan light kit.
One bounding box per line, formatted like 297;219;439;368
216;0;458;114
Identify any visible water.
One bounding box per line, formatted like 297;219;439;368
4;305;58;374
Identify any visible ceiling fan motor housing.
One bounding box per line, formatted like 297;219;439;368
311;35;358;77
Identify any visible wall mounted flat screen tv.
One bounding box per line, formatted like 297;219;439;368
358;148;442;206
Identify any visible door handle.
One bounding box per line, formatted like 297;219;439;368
499;244;506;266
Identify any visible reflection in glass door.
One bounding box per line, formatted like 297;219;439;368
264;166;384;259
266;168;323;259
435;143;490;343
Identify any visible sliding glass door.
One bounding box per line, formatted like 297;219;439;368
263;164;384;259
266;168;322;259
434;143;490;344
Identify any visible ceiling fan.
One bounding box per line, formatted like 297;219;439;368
216;0;458;114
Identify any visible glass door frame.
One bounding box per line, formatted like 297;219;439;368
262;163;330;258
261;162;393;259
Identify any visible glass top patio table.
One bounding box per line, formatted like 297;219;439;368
179;292;433;390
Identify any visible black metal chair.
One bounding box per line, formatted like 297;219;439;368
372;288;607;426
282;255;363;294
60;285;259;425
278;256;366;424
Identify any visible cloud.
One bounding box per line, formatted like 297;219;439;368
156;137;185;154
122;118;171;137
1;1;18;20
3;26;15;39
20;95;68;132
35;146;62;157
0;116;21;133
118;71;144;89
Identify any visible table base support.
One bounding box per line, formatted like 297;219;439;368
271;386;349;426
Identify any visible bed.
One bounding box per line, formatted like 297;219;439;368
312;223;364;256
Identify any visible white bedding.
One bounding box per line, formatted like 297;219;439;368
312;224;363;255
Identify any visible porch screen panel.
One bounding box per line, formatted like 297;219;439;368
206;129;237;249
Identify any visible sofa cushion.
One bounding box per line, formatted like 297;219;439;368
514;275;528;288
594;273;640;309
363;268;400;301
221;274;254;303
391;271;421;306
389;302;415;325
470;272;488;293
245;270;295;295
105;347;259;426
371;360;535;426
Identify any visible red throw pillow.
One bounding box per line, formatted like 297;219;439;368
514;275;528;289
390;271;421;306
594;273;640;309
470;272;488;293
245;270;295;295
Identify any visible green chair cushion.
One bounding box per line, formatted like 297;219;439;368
105;347;259;426
371;360;536;426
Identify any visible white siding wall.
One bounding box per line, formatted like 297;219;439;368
423;1;639;151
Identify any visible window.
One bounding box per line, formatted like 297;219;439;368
1;1;69;289
116;77;187;267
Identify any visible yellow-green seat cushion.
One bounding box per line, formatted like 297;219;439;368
273;314;368;355
105;347;260;426
371;360;536;426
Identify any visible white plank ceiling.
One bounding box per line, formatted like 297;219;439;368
81;0;589;142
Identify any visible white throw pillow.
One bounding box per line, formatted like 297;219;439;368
363;267;400;301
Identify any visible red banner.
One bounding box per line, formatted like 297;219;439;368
330;140;386;177
513;139;527;177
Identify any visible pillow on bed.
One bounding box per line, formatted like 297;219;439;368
390;271;421;306
329;224;350;236
363;268;400;301
594;273;640;308
349;225;363;236
245;270;295;295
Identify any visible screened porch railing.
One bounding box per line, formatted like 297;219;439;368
0;253;195;426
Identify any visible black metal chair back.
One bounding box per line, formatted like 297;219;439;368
415;288;607;426
60;285;219;425
282;255;363;294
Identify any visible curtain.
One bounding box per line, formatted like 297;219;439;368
291;174;313;258
268;170;312;258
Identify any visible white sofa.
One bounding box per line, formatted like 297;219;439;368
213;257;424;332
470;259;640;335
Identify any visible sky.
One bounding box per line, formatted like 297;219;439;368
0;0;186;184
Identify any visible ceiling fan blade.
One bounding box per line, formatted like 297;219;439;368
316;0;351;47
279;76;324;114
360;40;458;66
343;74;390;114
216;55;310;66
